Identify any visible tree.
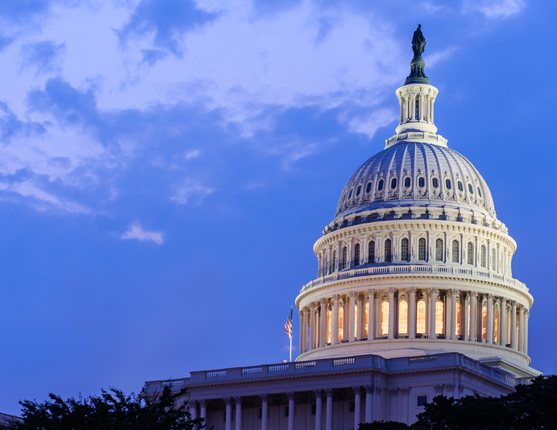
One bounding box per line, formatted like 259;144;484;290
358;421;411;429
6;386;205;430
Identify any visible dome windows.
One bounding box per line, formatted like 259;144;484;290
432;177;439;188
401;238;409;261
385;239;392;262
356;185;362;197
458;181;464;192
445;179;452;190
368;241;375;263
366;181;372;193
404;177;411;188
348;188;353;199
418;177;425;188
468;184;474;194
452;240;459;263
477;187;482;197
435;239;443;261
341;246;348;270
378;179;384;191
354;243;361;266
390;178;397;189
467;242;474;265
418;238;426;261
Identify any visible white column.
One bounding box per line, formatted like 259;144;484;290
319;298;327;347
357;294;363;340
304;308;309;352
260;394;268;430
224;398;232;430
519;305;525;353
287;392;295;430
408;287;416;339
199;399;206;422
525;310;529;354
463;293;469;342
487;294;494;344
367;290;375;340
430;288;438;338
349;292;357;341
500;298;507;346
189;400;197;420
511;301;517;350
470;292;477;342
313;390;322;430
235;397;242;430
325;389;333;430
388;288;395;339
353;386;362;430
298;310;304;354
332;295;339;345
309;303;316;350
364;385;373;423
450;289;457;340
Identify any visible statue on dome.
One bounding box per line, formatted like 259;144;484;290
412;25;426;57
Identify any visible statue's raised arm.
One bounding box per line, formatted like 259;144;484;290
412;24;426;57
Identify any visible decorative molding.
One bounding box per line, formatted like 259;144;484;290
434;384;444;393
401;387;410;395
324;388;334;397
234;396;243;405
259;393;268;401
364;385;374;394
286;392;295;401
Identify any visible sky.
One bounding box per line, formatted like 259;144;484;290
0;0;556;415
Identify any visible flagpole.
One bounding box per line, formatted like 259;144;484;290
289;306;293;362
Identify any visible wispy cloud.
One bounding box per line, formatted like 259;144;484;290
462;0;525;19
20;41;66;75
172;179;215;205
120;222;164;244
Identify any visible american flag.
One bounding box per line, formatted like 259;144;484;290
284;307;293;339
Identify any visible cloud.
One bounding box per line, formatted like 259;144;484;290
462;0;525;19
184;149;200;160
139;48;168;67
172;179;215;205
253;0;302;16
347;108;396;138
21;41;66;75
120;222;164;244
117;0;219;55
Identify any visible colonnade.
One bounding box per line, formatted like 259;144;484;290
299;288;529;356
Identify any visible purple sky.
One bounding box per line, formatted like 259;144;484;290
0;0;555;416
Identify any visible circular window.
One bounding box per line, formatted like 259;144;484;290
432;178;439;188
477;187;482;197
458;181;464;192
348;188;353;199
468;184;474;194
445;179;452;190
356;185;362;196
391;178;397;189
418;177;425;188
404;177;411;188
378;179;384;191
366;182;372;193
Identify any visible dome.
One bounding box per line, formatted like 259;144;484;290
335;141;496;222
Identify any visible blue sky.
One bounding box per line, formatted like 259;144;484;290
0;0;555;415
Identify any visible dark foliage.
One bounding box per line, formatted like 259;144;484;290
7;386;205;430
358;420;411;429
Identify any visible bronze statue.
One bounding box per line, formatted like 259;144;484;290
412;25;426;57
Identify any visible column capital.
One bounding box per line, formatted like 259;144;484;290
389;388;399;396
352;386;362;394
332;294;339;302
431;287;438;295
445;383;455;392
364;385;374;394
434;384;444;393
388;287;396;294
488;293;494;300
400;387;410;395
310;302;316;310
320;298;328;306
189;399;198;407
259;393;268;401
375;387;382;394
313;389;323;398
198;399;207;407
446;289;452;298
450;288;458;295
367;288;374;297
471;291;478;298
409;287;417;294
325;388;334;397
224;397;232;405
286;392;295;401
350;291;357;299
234;396;243;405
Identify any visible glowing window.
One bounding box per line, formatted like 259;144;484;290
417;300;426;333
482;306;487;340
378;179;384;191
468;183;474;194
391;178;397;189
342;247;347;270
404;177;411;188
368;241;375;263
355;243;361;266
494;309;499;344
327;309;332;344
477;187;482;197
435;301;444;334
432;177;439;188
339;307;344;341
381;302;389;335
445;179;452;190
418;238;426;261
364;302;369;336
467;242;474;265
401;238;409;261
456;302;461;336
418;177;425;187
452;240;459;263
356;185;362;196
385;239;392;262
399;301;408;334
354;304;358;337
467;303;471;338
458;181;464;192
415;96;419;120
481;245;486;268
366;182;372;193
435;239;443;261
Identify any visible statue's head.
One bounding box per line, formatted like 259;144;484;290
418;24;421;29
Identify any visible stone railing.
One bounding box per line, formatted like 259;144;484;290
301;264;527;294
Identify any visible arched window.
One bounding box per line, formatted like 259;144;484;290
356;185;362;196
492;249;497;271
435;301;444;335
366;182;372;193
378;179;384;191
391;178;397;189
435;239;443;261
452;240;459;263
456;302;461;336
401;238;409;261
494;308;499;344
364;301;369;337
384;239;392;262
332;250;337;272
417;300;426;334
415;96;420;120
418;177;425;188
432;177;439;188
468;183;474;194
482;306;487;340
458;181;464;192
368;241;375;263
481;245;486;268
404;177;411;188
445;179;452;190
354;303;358;338
418;238;426;261
467;242;474;265
477;187;482;197
354;243;361;266
348;188;353;199
327;308;332;344
342;247;347;270
399;301;408;334
380;302;389;335
338;306;344;341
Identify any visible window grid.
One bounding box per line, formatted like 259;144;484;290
399;301;408;334
467;242;474;265
481;245;486;268
342;247;347;270
401;238;409;261
417;300;426;333
368;241;375;263
435;239;443;261
354;243;360;266
452;240;459;263
435;301;444;334
380;302;389;335
418;238;426;261
384;239;392;262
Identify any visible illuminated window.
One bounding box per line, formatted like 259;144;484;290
467;303;470;338
327;309;332;344
435;301;444;334
415;96;419;120
355;243;361;266
342;247;347;270
417;300;426;333
385;239;392;262
354;304;358;337
399;301;408;334
364;302;369;336
339;307;344;341
368;241;375;263
456;302;461;336
467;242;474;265
401;238;409;261
481;245;486;268
452;240;459;263
418;238;426;261
435;239;443;261
494;309;499;343
380;302;389;335
482;306;487;340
